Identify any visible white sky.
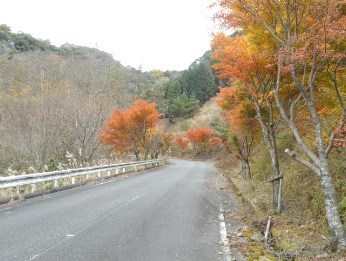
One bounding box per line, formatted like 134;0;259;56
1;0;226;72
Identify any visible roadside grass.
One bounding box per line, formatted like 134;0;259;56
215;137;346;260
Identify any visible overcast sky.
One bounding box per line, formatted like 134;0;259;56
2;0;229;72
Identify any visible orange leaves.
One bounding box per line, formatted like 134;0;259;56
211;34;252;75
213;86;260;136
186;127;220;149
99;100;161;159
174;136;189;150
210;136;222;148
211;34;275;98
162;133;174;149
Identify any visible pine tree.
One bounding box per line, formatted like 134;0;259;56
169;92;199;118
167;80;182;103
203;61;217;99
194;61;216;103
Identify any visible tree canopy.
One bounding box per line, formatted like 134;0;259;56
99;100;161;161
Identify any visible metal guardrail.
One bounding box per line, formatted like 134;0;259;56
0;159;163;193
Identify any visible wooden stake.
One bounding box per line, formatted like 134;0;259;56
277;177;283;214
271;182;274;211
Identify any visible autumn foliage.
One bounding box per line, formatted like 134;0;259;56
210;0;346;250
186;127;221;157
173;136;189;158
162;133;174;153
212;87;260;180
99;100;161;161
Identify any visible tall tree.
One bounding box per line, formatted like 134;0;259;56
211;0;346;250
211;33;284;202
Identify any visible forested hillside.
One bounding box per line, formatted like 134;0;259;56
0;25;145;172
0;24;219;175
162;50;219;118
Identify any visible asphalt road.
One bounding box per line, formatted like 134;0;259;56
0;159;245;261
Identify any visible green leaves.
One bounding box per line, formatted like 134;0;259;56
169;92;199;118
163;53;217;118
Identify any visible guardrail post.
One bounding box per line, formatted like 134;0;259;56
86;174;89;179
150;163;153;167
72;177;75;184
107;170;110;176
116;169;118;174
31;184;36;193
98;172;101;178
123;167;125;173
156;162;158;166
54;180;58;187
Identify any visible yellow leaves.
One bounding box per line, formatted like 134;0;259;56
9;87;32;98
40;81;71;94
150;69;164;80
10;89;18;95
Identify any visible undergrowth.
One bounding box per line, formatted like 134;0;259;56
214;132;346;260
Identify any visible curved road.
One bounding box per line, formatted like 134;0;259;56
0;159;245;261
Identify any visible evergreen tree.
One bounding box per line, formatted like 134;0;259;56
194;61;217;103
203;61;217;100
189;93;200;112
162;81;171;99
169;92;199;118
178;76;188;95
167;80;182;103
193;63;206;102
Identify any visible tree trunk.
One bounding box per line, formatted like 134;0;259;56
269;124;280;208
244;159;251;180
240;160;244;179
319;157;346;251
274;70;346;251
254;105;281;208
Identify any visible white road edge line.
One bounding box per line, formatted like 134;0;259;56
0;207;11;212
94;179;116;186
219;206;231;261
214;173;232;261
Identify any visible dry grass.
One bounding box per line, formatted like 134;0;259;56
188;100;221;129
216;142;346;260
163;100;222;138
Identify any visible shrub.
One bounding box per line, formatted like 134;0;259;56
42;157;60;172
